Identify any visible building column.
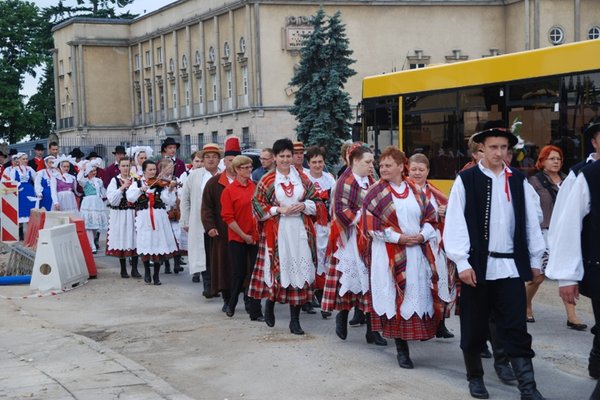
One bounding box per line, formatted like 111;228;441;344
70;45;79;128
77;44;86;128
524;0;530;50
534;0;540;48
574;0;581;42
229;9;238;111
52;49;61;129
253;3;262;106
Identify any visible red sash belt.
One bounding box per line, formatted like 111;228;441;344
148;192;156;230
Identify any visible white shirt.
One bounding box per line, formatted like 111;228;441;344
444;161;545;280
545;172;591;287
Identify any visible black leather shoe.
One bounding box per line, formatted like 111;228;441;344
192;273;200;283
264;300;275;327
225;306;234;318
121;272;130;279
436;322;455;339
321;311;332;319
302;302;316;314
481;348;492;359
251;315;265;322
336;310;349;340
130;268;142;279
348;307;366;326
396;351;414;369
366;331;388;346
468;378;490;399
567;320;588;331
495;362;517;383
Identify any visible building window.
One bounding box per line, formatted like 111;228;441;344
145;50;151;67
242;127;250;147
59;60;64;76
172;84;178;109
226;70;232;99
226;129;233;136
169;58;175;72
157;47;163;64
212;75;217;101
134;54;140;70
242;66;248;96
136;91;142;115
159;86;165;111
181;54;188;70
198;133;204;146
185;81;191;107
239;37;246;54
147;87;153;112
212;131;218;143
589;26;600;40
195;50;201;65
549;26;565;45
198;78;204;106
410;63;426;69
223;42;230;59
208;46;215;63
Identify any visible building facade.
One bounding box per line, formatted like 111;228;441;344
52;0;600;160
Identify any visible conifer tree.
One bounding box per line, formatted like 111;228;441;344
289;9;356;167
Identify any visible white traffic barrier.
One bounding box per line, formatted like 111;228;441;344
1;181;19;242
43;211;77;229
30;224;89;292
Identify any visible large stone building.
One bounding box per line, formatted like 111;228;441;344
51;0;600;159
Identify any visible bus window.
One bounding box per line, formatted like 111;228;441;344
363;97;399;158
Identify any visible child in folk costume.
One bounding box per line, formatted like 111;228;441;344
158;158;184;274
2;154;19;182
303;146;337;318
321;143;387;346
11;153;37;225
126;159;178;285
106;157;140;279
34;156;59;211
54;155;80;213
128;146;152;179
248;138;320;335
78;159;108;254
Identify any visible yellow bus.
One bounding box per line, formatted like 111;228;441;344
361;39;600;193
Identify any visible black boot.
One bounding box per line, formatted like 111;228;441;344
130;256;141;278
143;261;152;284
192;272;200;283
590;379;600;400
94;231;100;250
336;309;349;340
436;317;455;339
395;339;414;369
119;258;130;278
348;306;366;326
488;319;516;383
510;358;545;400
264;299;275;327
463;352;489;399
174;254;184;273
153;263;162;285
590;335;600;379
365;313;387;346
164;259;172;274
201;270;213;298
289;305;304;335
311;291;321;308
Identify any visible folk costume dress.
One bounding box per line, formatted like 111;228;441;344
321;168;374;313
55;172;79;213
11;166;37;222
34;168;58;211
363;179;444;340
305;170;337;284
248;167;319;306
78;176;109;231
105;175;137;258
126;178;178;262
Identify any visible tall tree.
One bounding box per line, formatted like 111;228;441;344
288;9;356;167
0;0;46;143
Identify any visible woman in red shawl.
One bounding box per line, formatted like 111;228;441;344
321;143;387;346
248;138;319;335
363;146;443;369
407;153;456;339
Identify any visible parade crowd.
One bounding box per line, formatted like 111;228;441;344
1;117;599;400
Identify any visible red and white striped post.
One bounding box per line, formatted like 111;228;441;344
1;181;19;242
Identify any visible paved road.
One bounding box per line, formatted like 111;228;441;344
0;249;597;400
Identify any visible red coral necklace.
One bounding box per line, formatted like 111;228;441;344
280;182;294;198
389;182;409;199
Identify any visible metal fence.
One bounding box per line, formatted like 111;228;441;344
6;132;256;166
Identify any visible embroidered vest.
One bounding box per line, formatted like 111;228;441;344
108;178;135;210
135;180;166;210
579;161;600;299
459;166;531;283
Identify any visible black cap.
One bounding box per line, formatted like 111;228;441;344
70;147;85;158
471;120;518;148
584;118;600;142
34;143;45;151
161;137;180;152
112;145;126;155
8;148;17;156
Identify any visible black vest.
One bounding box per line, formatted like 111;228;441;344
107;177;135;210
579;160;600;299
459;166;531;283
571;159;590;176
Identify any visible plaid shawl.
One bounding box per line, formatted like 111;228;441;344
327;168;374;256
252;169;319;285
362;179;444;321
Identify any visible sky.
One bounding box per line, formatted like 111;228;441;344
22;0;175;98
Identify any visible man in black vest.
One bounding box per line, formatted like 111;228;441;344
444;121;546;400
546;121;600;400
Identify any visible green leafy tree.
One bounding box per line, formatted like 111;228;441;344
0;0;46;143
288;9;356;167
